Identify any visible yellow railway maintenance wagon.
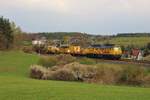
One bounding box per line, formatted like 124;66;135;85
47;46;60;54
46;44;122;59
58;45;81;55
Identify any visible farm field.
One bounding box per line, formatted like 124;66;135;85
144;55;150;61
100;36;150;48
0;51;150;100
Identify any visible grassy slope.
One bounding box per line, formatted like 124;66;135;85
100;37;150;48
144;55;150;61
0;51;150;100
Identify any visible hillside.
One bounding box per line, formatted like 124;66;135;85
103;36;150;48
29;33;150;48
144;55;150;61
0;51;150;100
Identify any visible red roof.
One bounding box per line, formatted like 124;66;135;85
132;49;140;57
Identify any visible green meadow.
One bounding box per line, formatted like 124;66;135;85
101;36;150;48
0;51;150;100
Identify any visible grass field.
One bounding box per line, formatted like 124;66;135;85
0;51;150;100
144;55;150;61
100;36;150;48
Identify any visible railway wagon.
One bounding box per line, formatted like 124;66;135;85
46;44;122;59
58;45;81;55
47;46;59;54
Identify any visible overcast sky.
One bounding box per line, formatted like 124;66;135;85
0;0;150;34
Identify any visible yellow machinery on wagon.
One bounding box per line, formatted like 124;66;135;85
46;44;122;59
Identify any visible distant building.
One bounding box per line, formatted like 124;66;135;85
52;39;61;47
123;49;143;60
32;37;47;46
131;49;143;60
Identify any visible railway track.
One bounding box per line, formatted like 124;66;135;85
96;59;150;67
121;59;150;66
42;53;150;67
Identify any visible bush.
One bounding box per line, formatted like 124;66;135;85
119;66;146;86
38;54;76;68
30;65;50;80
30;62;150;87
49;69;76;81
30;62;97;82
55;54;76;65
67;62;97;82
143;75;150;86
86;64;122;84
38;56;58;68
22;46;33;53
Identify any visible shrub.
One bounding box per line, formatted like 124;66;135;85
54;62;121;84
22;46;33;53
119;66;146;86
30;62;150;87
30;65;50;80
143;75;150;87
49;68;76;81
38;54;76;68
62;62;97;81
30;62;97;82
89;64;122;84
55;54;76;65
38;56;58;68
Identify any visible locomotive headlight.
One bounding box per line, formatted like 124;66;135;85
114;47;119;51
67;50;71;53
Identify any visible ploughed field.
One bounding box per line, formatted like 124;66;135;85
0;51;150;100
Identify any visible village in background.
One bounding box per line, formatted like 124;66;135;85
32;33;150;61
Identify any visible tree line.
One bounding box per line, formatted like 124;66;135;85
117;33;150;37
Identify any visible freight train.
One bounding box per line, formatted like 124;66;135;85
45;44;122;60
